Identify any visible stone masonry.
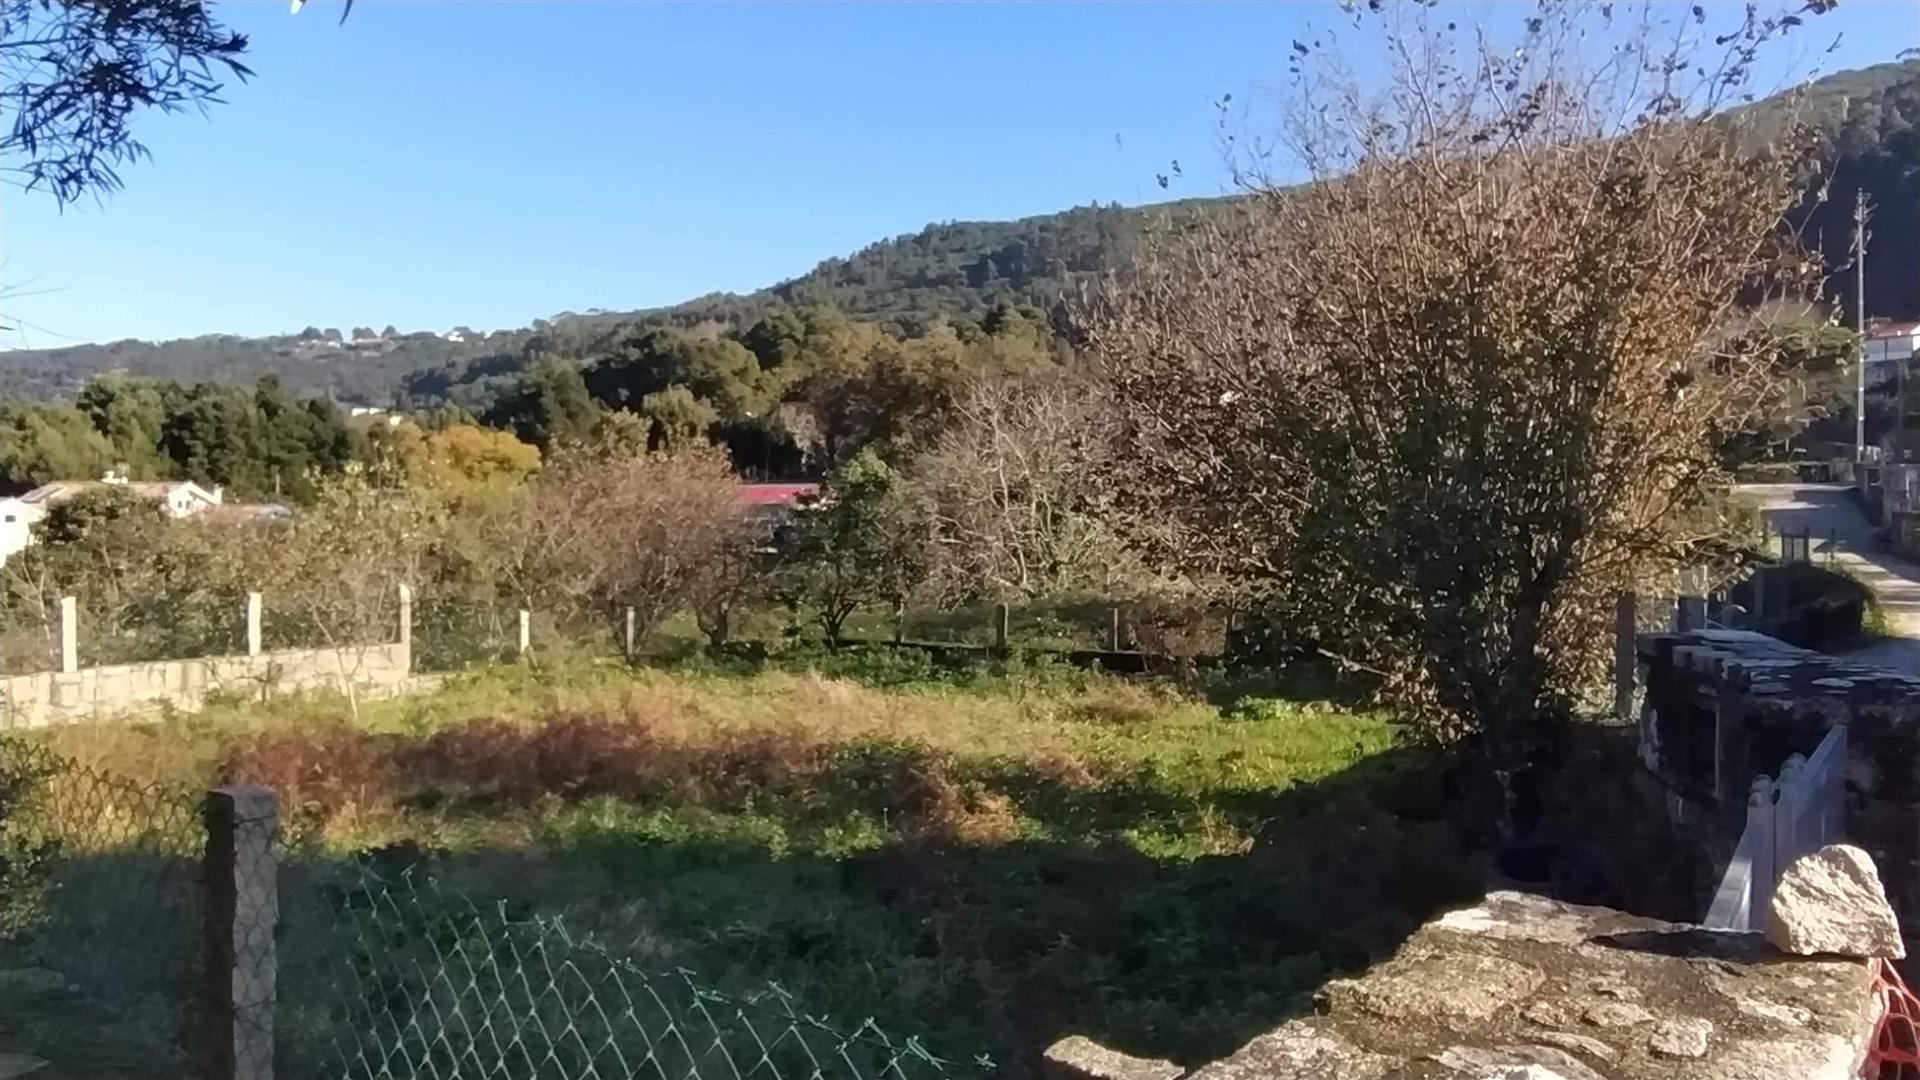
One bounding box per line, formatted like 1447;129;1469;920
0;641;414;729
1045;892;1875;1080
1636;627;1920;944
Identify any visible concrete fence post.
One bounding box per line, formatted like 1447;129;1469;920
396;584;413;648
623;607;636;658
56;595;77;674
1613;593;1636;723
1676;595;1707;632
518;610;531;656
205;785;279;1080
245;592;263;658
992;603;1010;652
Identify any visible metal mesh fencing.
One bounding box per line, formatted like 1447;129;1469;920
278;866;990;1080
0;736;207;1068
0;742;988;1080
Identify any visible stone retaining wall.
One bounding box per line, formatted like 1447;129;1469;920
1637;627;1920;942
0;641;414;729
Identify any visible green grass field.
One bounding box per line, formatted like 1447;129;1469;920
23;645;1486;1076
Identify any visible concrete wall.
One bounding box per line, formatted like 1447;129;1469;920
1636;627;1920;943
0;642;412;730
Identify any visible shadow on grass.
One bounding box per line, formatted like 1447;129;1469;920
372;743;1494;1077
10;734;1502;1079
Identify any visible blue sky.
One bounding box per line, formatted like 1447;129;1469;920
2;0;1916;348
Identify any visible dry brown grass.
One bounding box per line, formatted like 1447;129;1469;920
214;708;1064;849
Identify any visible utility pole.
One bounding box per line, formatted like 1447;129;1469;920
1855;188;1872;462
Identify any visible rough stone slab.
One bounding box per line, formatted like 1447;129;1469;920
1581;1001;1654;1028
1767;844;1906;959
1526;1030;1617;1062
1435;1044;1607;1080
1320;949;1544;1023
1182;1021;1393;1080
1647;1018;1712;1058
1042;1037;1183;1080
1188;892;1876;1080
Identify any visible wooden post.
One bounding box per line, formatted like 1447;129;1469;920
623;606;636;658
1613;593;1636;723
245;592;263;658
396;584;412;648
1109;607;1122;652
992;603;1010;652
518;610;531;656
891;601;905;644
56;595;77;674
205;786;279;1080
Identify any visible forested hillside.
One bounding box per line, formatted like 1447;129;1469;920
1773;59;1920;321
4;60;1917;405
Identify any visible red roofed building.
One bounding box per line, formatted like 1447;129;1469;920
737;483;820;508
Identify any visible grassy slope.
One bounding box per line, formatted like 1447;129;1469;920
28;649;1482;1075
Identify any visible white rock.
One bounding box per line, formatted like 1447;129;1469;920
1766;844;1906;959
1581;1001;1653;1028
1647;1018;1712;1058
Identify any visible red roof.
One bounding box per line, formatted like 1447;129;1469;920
1871;321;1920;340
738;483;820;507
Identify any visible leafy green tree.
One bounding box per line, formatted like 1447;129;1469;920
31;487;165;547
76;377;169;477
741;311;809;369
585;329;773;423
484;357;600;449
640;385;720;448
0;405;115;491
3;0;251;201
772;450;930;644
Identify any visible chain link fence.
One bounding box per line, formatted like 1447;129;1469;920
281;867;984;1080
0;738;990;1080
0;737;208;1070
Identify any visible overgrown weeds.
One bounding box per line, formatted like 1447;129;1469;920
31;655;1474;1077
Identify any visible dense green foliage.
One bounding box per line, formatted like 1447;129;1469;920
449;305;1058;473
0;376;358;499
1752;59;1920;321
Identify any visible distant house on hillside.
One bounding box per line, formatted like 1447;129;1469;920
0;473;225;565
1866;320;1920;388
20;474;223;519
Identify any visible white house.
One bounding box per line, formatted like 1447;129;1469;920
0;474;225;565
19;475;223;519
0;497;43;566
1866;321;1920;389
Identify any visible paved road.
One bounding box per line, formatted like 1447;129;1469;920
1738;483;1920;673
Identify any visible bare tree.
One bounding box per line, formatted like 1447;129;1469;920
1086;2;1829;750
913;375;1139;603
526;436;750;649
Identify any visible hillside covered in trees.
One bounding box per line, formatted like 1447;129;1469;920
4;59;1918;407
